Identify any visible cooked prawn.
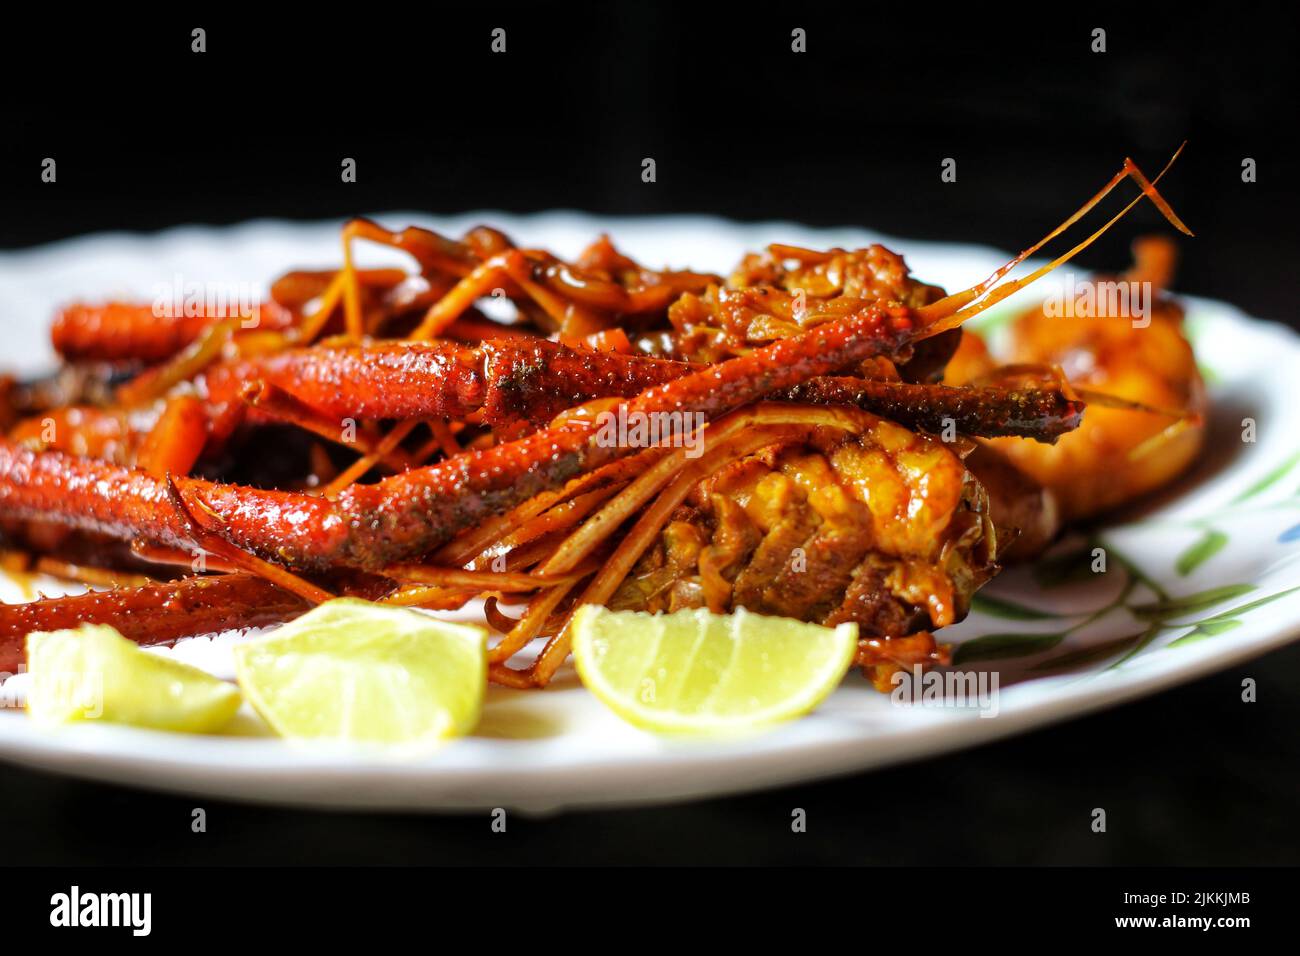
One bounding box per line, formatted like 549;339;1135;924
948;236;1206;525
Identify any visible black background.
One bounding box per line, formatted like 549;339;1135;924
3;5;1298;320
1;4;1298;865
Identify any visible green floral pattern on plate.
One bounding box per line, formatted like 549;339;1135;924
951;311;1300;678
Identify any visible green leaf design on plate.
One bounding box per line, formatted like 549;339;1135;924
1232;450;1300;503
1193;586;1300;625
969;592;1060;621
1029;632;1148;671
1175;529;1228;576
1144;587;1300;651
1032;546;1099;589
1167;620;1243;647
1132;584;1255;620
953;631;1067;664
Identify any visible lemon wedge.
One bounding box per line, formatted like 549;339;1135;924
232;599;487;747
571;605;857;735
26;624;241;733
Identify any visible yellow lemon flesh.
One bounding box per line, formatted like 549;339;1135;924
571;605;857;736
26;624;241;733
233;599;487;748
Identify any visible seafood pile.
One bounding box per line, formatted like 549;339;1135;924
0;153;1204;690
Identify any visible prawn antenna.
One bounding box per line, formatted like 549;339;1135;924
916;142;1192;336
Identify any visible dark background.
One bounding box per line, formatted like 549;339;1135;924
3;5;1297;320
1;4;1298;864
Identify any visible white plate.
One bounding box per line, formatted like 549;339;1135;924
1;213;1298;813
